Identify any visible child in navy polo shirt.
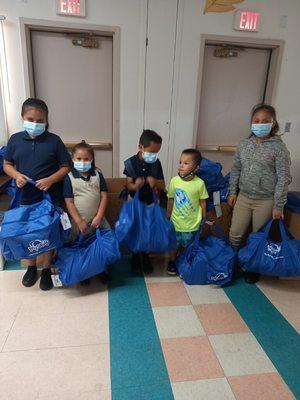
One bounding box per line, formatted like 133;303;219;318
123;130;165;273
3;98;71;290
63;141;110;285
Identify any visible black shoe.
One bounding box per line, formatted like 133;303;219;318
167;261;178;276
131;253;142;273
97;271;111;284
142;253;153;274
80;278;91;286
244;271;260;284
22;266;38;287
39;268;53;291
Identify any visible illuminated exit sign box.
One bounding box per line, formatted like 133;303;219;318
234;10;261;32
56;0;86;17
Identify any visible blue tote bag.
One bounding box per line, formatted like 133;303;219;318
115;189;176;253
177;224;234;286
238;219;300;276
0;179;69;260
55;228;121;285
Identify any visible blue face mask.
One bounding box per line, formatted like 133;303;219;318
251;123;273;138
73;161;92;173
23;121;46;137
142;151;158;164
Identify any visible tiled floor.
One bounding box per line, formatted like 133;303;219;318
0;263;299;400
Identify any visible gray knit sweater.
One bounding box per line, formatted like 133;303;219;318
229;136;291;211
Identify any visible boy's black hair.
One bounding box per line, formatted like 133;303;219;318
251;103;279;136
139;129;162;147
181;148;202;166
72;140;96;170
21;98;49;129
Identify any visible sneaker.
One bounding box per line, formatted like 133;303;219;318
167;261;178;276
131;253;142;273
244;271;260;284
39;268;53;291
97;271;111;284
22;266;38;287
80;278;91;286
142;253;153;274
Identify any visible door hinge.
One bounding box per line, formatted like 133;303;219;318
146;37;148;46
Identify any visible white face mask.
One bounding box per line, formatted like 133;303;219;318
142;152;158;164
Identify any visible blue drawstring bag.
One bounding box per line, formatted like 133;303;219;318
177;224;234;286
196;158;230;211
115;189;176;253
285;192;300;214
239;219;300;276
55;228;121;285
0;179;69;260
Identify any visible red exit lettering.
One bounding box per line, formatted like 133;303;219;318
239;11;260;31
60;0;81;15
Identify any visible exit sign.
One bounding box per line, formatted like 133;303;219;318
56;0;86;17
234;10;261;32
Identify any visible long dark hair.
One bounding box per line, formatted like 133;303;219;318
250;103;279;137
72;140;96;170
21;98;49;130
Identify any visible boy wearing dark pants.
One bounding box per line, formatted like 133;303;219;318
123;130;165;273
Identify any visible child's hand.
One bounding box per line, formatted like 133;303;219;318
146;176;156;188
91;215;102;228
135;177;145;188
78;219;88;234
228;194;237;207
36;177;53;191
272;209;284;219
205;220;214;226
15;173;29;188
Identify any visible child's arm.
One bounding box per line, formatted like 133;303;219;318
36;165;70;191
64;198;88;234
126;176;145;191
91;192;108;228
200;199;207;219
3;161;28;188
167;198;174;219
146;177;165;191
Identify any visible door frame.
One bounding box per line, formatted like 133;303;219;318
193;34;284;152
19;18;120;177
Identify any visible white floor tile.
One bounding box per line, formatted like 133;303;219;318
209;332;276;376
184;284;230;305
153;305;205;338
172;378;236;400
0;344;110;399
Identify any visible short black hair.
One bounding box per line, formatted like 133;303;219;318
72;140;96;170
181;148;202;166
21;98;49;128
251;103;279;136
139;130;162;147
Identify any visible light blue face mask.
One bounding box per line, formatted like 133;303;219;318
73;161;92;173
142;151;158;164
23;121;46;137
251;123;273;138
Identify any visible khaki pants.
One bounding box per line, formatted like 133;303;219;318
229;193;274;250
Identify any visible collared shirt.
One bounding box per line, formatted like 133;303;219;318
63;167;108;197
123;154;164;204
63;167;108;222
4;130;71;205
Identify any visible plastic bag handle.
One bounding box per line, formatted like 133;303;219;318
9;178;52;209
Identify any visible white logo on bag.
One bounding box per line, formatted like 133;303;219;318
264;243;284;260
28;240;50;253
210;272;228;282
